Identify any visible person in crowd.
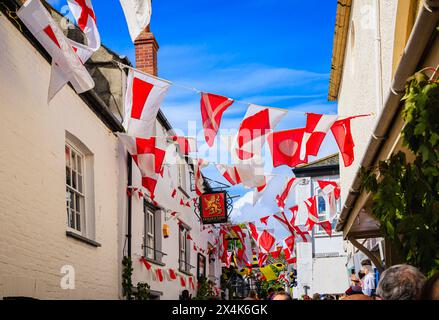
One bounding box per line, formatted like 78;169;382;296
273;292;292;300
312;293;321;300
420;272;439;300
180;289;191;300
266;287;275;300
345;274;363;296
244;290;258;300
361;259;376;296
301;294;311;300
376;264;426;300
276;287;286;294
323;294;335;300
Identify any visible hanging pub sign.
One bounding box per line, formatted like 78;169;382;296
199;191;228;224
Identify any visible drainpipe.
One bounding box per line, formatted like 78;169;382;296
337;0;439;231
127;154;132;258
374;0;384;115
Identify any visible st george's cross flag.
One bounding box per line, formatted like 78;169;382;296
193;158;208;196
123;68;171;138
117;133;166;199
200;93;234;147
331;114;370;167
170;136;196;155
283;235;296;265
17;0;95;103
231;225;253;267
216;164;242;186
235;105;287;160
120;0;152;42
216;164;265;189
267;128;308;168
304;196;319;230
302;113;338;158
67;0;100;51
317;180;341;221
275;177;302;209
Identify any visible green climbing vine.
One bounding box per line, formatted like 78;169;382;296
361;70;439;276
122;256;151;300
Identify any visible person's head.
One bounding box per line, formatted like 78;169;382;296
376;264;426;300
273;292;292;300
181;289;190;300
248;290;257;299
420;273;439;300
361;259;373;274
302;294;311;300
324;294;335;300
277;287;285;293
267;288;275;295
358;271;365;280
312;293;321;300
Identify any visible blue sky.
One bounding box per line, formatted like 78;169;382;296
49;0;339;238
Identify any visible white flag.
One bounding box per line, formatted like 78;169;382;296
17;0;94;102
120;0;152;42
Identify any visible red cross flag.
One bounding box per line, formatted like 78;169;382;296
200;93;234;147
17;0;95;103
67;0;100;51
123;68;171;138
276;177;303;209
235;105;287;160
258;230;276;254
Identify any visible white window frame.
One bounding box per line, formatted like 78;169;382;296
144;205;156;260
179;225;191;273
66;142;86;234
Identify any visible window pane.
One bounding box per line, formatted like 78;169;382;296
70;210;75;229
72;151;77;171
66;166;71;186
72;172;77;189
65;146;70;167
77;155;82;174
75;194;80;213
69;191;74;209
78;175;83;193
76;212;81;231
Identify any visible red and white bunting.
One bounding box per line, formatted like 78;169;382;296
276;177;302;209
231;225;253;266
200;93;234;147
119;0;152;43
193;158;208;196
270;246;283;259
123;68;171;138
267;128;308;168
216;164;241;186
180;276;186;288
67;0;100;51
171;136;196;155
235;105;287;160
259;216;270;225
117;133;166;199
302;113;338;157
283;235;296;265
218;229;229;263
304;196;319;230
317;180;340;221
17;0;95;102
331;115;370;167
257;230;276;254
168;268;177;281
248;222;259;242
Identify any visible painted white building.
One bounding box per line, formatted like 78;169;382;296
328;0;439;272
0;0;221;300
292;154;350;297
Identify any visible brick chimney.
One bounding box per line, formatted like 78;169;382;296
134;26;159;76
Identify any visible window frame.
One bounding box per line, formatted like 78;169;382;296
178;224;191;274
65;141;86;235
143;202;163;263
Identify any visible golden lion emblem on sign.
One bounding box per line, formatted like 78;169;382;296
204;195;223;216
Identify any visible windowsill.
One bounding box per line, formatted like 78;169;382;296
143;257;165;267
66;231;101;247
178;269;193;277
